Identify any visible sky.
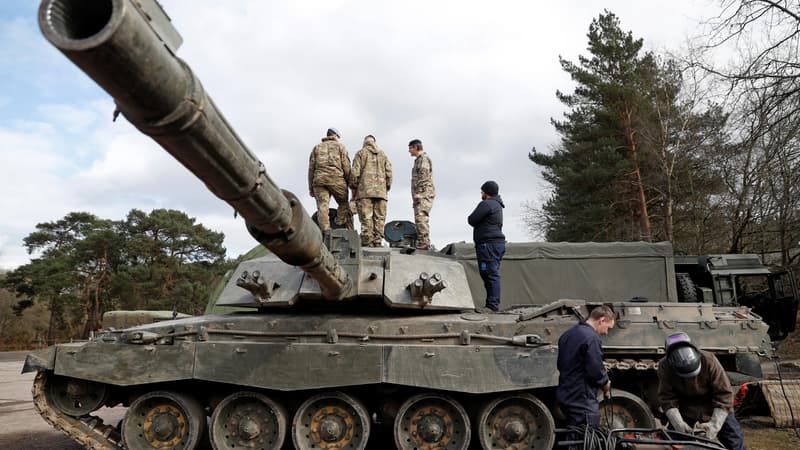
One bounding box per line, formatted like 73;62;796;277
0;0;720;270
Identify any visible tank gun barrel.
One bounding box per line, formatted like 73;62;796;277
37;0;351;299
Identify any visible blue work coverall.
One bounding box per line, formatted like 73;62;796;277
556;322;608;427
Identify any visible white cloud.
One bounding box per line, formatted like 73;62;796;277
0;125;78;268
1;0;721;268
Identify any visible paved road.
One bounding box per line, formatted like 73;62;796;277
0;352;123;450
0;351;29;363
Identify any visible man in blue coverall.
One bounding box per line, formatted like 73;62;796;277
556;305;616;437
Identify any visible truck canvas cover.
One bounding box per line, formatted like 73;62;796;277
442;241;678;306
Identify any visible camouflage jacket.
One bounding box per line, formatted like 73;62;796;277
308;137;350;190
350;142;392;200
411;152;435;198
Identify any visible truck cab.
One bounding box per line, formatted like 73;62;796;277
675;254;799;341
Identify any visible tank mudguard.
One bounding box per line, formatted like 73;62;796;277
22;346;56;373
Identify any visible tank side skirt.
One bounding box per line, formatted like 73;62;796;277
53;342;195;386
191;342;562;393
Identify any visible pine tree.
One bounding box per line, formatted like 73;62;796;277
3;209;230;341
531;11;656;241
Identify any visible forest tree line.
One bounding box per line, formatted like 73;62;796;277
0;209;233;348
527;2;800;269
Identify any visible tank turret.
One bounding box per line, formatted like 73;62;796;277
39;0;472;311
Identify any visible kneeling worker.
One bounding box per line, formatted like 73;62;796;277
658;332;746;450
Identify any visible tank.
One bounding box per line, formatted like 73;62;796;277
25;1;774;449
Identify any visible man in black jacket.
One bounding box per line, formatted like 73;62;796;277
467;180;506;312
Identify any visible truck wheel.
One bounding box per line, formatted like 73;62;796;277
676;273;698;302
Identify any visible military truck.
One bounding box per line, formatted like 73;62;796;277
24;1;775;449
675;254;799;341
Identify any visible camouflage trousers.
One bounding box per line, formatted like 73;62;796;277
356;198;387;247
313;182;353;232
413;197;433;247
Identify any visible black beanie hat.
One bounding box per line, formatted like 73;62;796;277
481;180;499;196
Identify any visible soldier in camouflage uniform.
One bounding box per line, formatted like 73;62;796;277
350;135;393;247
408;139;435;250
308;128;353;232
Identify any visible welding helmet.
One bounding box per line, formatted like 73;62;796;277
665;332;702;379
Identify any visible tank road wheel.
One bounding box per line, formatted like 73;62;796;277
394;393;470;450
44;374;109;416
122;391;206;450
598;389;655;429
476;393;555;450
291;391;370;450
209;391;287;450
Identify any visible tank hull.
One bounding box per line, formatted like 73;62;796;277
25;300;770;449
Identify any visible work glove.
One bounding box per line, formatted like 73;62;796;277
665;408;692;434
695;408;728;441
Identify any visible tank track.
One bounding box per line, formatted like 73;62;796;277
29;360;655;449
32;371;122;450
604;358;659;371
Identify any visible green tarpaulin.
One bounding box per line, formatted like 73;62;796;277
442;241;678;307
